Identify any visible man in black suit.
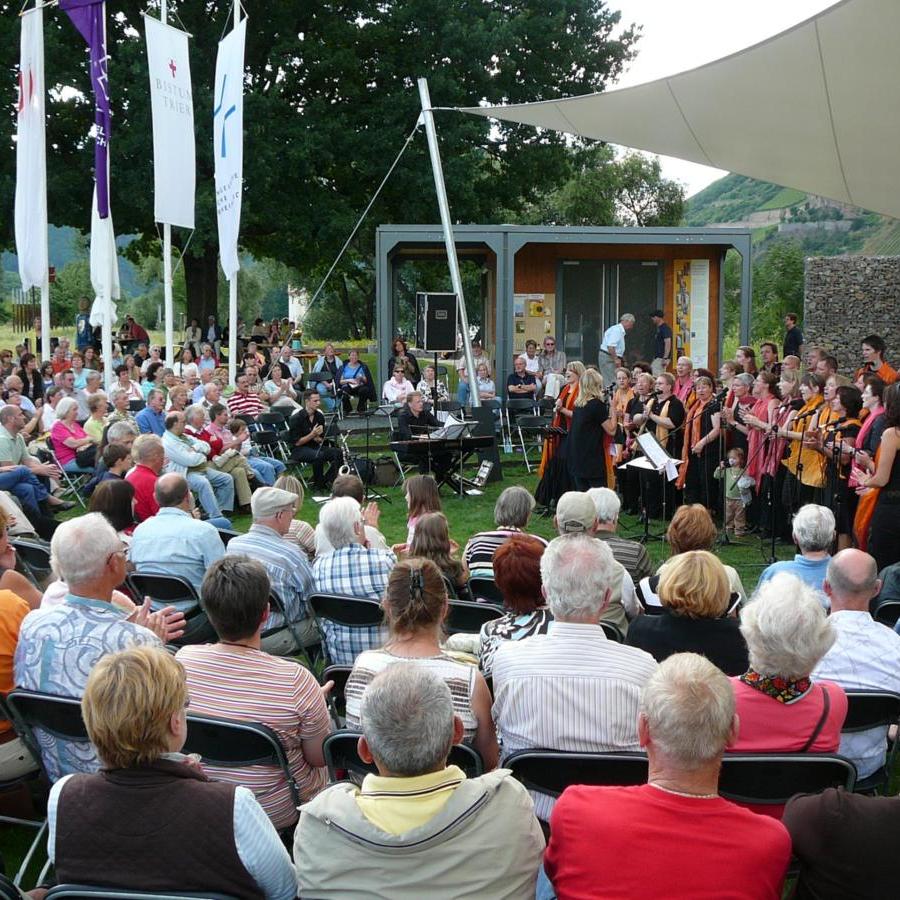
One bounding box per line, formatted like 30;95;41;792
287;390;341;488
396;392;452;476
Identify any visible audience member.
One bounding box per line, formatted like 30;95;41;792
757;503;834;604
783;788;900;900
312;496;395;665
626;551;749;675
407;512;470;598
492;535;658;818
296;664;543;899
553;490;639;634
463;485;548;581
314;473;388;555
382;366;415;404
129;473;224;595
587;487;653;583
345;557;498;769
177;557;330;829
47;645;296;898
225;487;315;639
543;653;791;899
13;515;166;780
126;434;165;523
272;474;316;560
812;549;900;782
403;473;442;545
51;397;95;473
135;388;166;436
478;535;550;679
88;478;136;541
0;579;37;780
227;373;266;418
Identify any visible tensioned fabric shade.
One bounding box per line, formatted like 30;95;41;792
461;0;900;219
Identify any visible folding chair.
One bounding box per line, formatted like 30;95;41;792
217;528;240;547
261;588;316;658
128;399;146;412
515;414;551;472
388;426;418;485
183;712;301;815
307;592;385;666
11;538;52;587
126;573;213;646
3;690;91;886
600;621;625;643
468;576;505;607
45;436;89;510
47;888;240;900
321;665;352;727
503;398;538;454
873;599;900;628
841;690;900;793
323;729;483;782
445;598;504;636
717;753;856;806
506;750;649;820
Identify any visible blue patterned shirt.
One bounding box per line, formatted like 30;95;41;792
226;524;314;628
13;594;161;782
312;544;395;665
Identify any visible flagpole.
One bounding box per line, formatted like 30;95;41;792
161;0;174;369
100;2;113;390
226;0;239;388
37;0;51;363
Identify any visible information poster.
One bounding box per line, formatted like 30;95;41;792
513;293;554;351
672;260;709;368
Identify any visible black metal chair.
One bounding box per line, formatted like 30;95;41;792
717;753;856;806
217;528;240;547
503;398;538;453
516;414;552;473
307;592;385;665
321;665;353;727
873;599;900;628
445;598;504;636
260;588;314;657
45;435;89;509
468;576;505;607
128;398;146;412
3;690;90;886
126;573;213;647
323;729;483;782
183;712;301;812
47;887;240;899
11;538;52;586
600;621;625;643
840;690;900;793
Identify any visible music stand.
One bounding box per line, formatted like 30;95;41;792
625;433;683;544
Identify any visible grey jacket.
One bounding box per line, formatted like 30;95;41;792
294;768;544;899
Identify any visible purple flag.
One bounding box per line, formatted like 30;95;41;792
60;0;111;218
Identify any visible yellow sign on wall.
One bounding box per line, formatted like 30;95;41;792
672;260;710;368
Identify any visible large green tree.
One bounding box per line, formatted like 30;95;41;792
1;1;639;331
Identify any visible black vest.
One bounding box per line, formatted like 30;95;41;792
55;758;264;898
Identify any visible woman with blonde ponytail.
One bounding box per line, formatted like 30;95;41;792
344;558;498;770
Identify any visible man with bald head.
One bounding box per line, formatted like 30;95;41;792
130;473;224;597
813;549;900;782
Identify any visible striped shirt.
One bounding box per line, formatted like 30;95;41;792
492;621;657;820
176;643;330;829
345;650;478;742
462;529;548;579
594;532;653;583
227;391;265;418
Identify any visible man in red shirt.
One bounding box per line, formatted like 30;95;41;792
543;652;791;900
126;434;165;522
227;373;266;419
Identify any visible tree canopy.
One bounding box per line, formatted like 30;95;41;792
1;0;640;331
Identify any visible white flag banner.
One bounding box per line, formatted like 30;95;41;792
213;17;246;282
14;7;48;293
144;15;196;229
88;185;120;330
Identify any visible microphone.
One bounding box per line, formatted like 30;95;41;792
824;416;849;429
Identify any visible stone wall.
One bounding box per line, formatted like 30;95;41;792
803;256;900;371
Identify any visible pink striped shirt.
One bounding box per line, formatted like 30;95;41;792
176;643;330;829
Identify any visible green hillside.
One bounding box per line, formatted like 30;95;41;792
683;174;801;226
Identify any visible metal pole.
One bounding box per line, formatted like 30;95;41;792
36;0;51;362
227;0;240;387
416;78;480;408
100;2;114;390
161;0;174;367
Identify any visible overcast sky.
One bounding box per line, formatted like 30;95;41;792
610;0;837;197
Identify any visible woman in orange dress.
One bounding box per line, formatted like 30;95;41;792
535;361;584;508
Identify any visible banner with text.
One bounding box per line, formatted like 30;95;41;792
145;15;195;229
14;8;48;293
213;17;246;281
672;259;710;369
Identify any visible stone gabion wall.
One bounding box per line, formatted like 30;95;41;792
804;256;900;371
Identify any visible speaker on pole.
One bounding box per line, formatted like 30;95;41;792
416;292;458;353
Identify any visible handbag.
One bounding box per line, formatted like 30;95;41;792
75;444;97;468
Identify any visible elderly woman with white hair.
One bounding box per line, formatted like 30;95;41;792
50;396;96;473
730;573;847;765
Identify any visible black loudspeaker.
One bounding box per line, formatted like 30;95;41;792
416;292;458;353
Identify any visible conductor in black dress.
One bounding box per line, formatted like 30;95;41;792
567;368;617;490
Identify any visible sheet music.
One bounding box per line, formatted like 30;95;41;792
635;432;682;481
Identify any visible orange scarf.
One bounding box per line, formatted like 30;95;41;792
538;383;578;477
781;395;825;484
854;445;882;551
677;397;711;490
